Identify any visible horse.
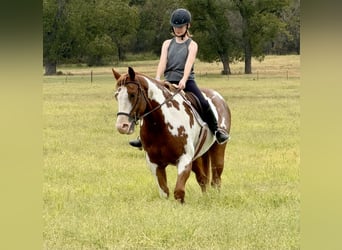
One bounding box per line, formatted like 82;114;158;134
113;67;231;203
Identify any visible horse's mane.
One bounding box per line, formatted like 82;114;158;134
159;80;179;93
133;72;179;94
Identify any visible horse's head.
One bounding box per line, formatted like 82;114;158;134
112;67;148;134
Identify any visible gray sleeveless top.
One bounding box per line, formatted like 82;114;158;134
164;38;195;82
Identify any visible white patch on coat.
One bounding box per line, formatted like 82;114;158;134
177;154;193;175
203;90;227;129
143;77;216;174
144;77;201;153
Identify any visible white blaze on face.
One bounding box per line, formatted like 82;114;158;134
115;86;133;134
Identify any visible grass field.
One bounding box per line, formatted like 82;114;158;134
43;55;300;249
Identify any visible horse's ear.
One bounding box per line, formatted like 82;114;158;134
112;68;121;80
128;67;135;80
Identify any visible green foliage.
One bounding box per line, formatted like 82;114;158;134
187;0;232;61
272;0;300;54
104;0;139;60
231;0;291;73
133;0;183;54
43;0;73;64
43;56;300;249
43;0;300;74
247;1;288;56
43;0;139;71
86;35;118;66
186;0;243;74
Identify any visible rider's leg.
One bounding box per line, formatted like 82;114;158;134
185;80;229;144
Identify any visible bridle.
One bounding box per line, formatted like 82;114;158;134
116;79;181;129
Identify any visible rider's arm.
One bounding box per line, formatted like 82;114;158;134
182;40;197;81
156;39;171;80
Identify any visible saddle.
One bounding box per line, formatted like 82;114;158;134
162;81;205;120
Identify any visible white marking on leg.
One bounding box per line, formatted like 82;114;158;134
146;155;168;198
177;154;193;175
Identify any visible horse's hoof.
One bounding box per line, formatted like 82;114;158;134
176;198;185;204
174;190;185;204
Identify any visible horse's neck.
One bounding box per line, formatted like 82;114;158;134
145;78;168;103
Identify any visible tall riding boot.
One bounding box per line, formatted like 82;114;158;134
129;138;142;149
204;107;230;144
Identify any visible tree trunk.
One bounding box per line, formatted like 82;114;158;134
244;39;252;74
44;61;57;75
118;46;125;61
239;2;253;75
220;55;231;75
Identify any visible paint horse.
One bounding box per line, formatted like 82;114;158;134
113;67;231;203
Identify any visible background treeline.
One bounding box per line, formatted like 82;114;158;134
43;0;300;75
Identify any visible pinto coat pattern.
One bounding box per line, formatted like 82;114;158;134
113;67;231;203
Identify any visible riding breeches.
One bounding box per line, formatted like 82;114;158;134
169;80;210;111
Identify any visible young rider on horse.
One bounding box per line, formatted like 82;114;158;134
129;8;229;148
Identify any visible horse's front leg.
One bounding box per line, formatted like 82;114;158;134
155;166;169;198
147;158;169;198
174;161;192;203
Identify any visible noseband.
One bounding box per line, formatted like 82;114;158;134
116;79;181;128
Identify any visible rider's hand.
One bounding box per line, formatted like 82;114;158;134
177;78;186;90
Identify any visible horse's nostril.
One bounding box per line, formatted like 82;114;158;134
116;121;130;133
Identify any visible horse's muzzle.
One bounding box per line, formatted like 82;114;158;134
116;115;135;134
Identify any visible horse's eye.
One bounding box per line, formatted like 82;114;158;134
114;91;118;100
129;93;135;99
114;87;121;100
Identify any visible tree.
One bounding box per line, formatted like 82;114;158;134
43;0;298;74
133;0;183;55
232;0;289;73
103;0;139;61
43;0;139;75
43;0;71;75
186;0;242;75
281;0;300;54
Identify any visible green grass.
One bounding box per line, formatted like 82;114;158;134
43;56;300;249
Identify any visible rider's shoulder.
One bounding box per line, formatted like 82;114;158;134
163;39;173;45
162;39;173;49
188;39;198;50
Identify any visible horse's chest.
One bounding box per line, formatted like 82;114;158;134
145;143;184;166
142;126;188;165
141;102;200;164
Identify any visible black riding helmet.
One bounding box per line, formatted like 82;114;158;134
170;8;191;27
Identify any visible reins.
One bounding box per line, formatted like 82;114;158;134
139;87;181;120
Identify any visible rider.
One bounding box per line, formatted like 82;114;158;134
129;8;229;148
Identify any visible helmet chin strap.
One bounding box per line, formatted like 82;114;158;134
179;30;187;40
172;24;189;40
